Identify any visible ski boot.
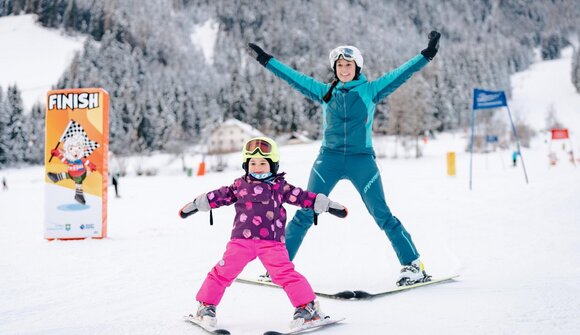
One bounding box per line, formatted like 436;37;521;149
397;259;431;286
258;272;271;283
290;300;326;329
192;302;217;327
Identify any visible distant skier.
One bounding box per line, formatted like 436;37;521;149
512;150;518;167
178;137;347;329
247;30;441;286
109;151;121;198
2;176;7;190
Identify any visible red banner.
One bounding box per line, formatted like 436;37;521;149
551;128;569;140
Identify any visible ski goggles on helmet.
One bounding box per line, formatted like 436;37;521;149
330;47;356;62
242;137;280;164
245;139;273;155
329;45;363;70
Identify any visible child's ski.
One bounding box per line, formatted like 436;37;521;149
184;315;231;335
236;274;459;300
263;317;345;335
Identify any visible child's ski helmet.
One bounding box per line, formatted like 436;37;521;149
241;137;280;174
329;45;364;71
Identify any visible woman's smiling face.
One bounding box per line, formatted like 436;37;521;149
335;58;356;83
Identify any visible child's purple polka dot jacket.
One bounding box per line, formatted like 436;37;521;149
206;173;317;243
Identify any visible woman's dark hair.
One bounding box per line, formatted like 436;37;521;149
323;79;339;103
322;61;361;103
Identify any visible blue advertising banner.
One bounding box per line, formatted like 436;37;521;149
485;135;499;143
473;88;507;110
469;87;529;190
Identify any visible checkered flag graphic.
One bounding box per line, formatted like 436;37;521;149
58;119;100;158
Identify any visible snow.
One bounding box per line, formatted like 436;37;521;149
190;19;219;65
0;14;85;111
1;16;580;335
511;48;580;136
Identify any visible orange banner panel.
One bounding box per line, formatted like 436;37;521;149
44;88;109;239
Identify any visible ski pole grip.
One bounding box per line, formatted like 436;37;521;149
328;207;348;218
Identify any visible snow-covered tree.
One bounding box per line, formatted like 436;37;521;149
23;102;45;164
572;48;580;94
0;86;8;167
387;73;439;158
3;0;579;161
3;85;29;165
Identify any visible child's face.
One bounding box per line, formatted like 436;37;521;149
248;158;270;174
336;58;356;82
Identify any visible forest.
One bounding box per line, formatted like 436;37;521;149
1;0;579;167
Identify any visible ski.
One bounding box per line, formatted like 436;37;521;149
184;315;231;335
236;274;459;300
346;275;460;299
263;317;345;335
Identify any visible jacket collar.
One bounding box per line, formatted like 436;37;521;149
244;172;286;184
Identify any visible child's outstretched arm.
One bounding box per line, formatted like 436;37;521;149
281;182;348;219
246;43;328;103
179;182;239;219
313;194;348;218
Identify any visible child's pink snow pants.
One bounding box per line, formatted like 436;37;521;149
196;239;316;307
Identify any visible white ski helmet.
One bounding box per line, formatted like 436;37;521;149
329;45;364;71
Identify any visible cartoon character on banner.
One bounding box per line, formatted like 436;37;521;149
47;120;99;205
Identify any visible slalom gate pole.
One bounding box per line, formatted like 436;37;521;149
506;104;529;184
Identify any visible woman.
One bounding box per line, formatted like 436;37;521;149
246;31;441;286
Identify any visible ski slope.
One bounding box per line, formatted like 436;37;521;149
0;14;85;111
1;15;580;335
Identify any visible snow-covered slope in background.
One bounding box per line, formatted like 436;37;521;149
1;14;580;335
511;47;580;140
190;19;219;65
0;14;85;111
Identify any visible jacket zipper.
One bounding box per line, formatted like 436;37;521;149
343;93;347;155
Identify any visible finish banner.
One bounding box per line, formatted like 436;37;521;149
44;88;109;239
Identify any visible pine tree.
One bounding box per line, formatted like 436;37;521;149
24;102;45;164
388;74;439;158
0;86;8;167
572;48;580;94
4;85;29;165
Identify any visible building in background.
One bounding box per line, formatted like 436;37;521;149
208;118;264;154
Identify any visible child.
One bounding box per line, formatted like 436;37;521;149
179;137;347;329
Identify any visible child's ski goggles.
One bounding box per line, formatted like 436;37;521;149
245;139;273;156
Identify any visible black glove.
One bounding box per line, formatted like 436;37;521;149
421;30;441;61
247;43;273;66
